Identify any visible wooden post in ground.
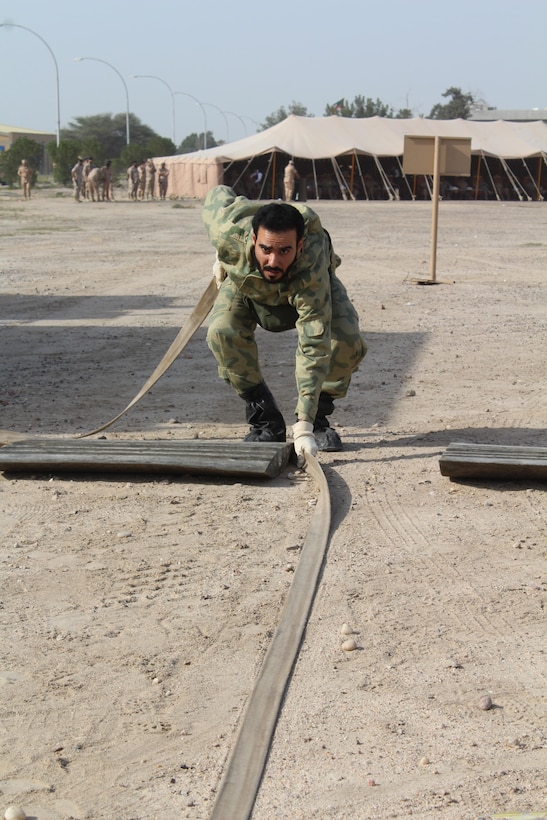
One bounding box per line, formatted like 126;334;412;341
429;136;441;284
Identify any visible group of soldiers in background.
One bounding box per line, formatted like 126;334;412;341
126;159;169;201
70;157;169;203
71;157;114;203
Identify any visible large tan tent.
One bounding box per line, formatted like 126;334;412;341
154;115;547;202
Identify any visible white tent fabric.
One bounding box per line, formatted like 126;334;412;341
154;115;547;199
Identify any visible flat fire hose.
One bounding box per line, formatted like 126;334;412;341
0;278;217;447
2;271;332;817
77;276;218;438
210;452;331;820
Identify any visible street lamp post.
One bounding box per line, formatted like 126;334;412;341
242;115;261;133
130;74;176;145
174;92;208;150
204;102;230;143
225;111;248;138
0;23;60;145
75;57;130;144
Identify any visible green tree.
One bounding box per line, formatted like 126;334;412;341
324;95;394;117
429;87;475;119
79;138;105;166
47;140;82;185
178;132;220;153
260;101;312;130
0;137;42;186
145;136;177;158
395;107;413;119
120;145;146;167
61;113;157;158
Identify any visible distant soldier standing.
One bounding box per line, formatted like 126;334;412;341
71;157;84;202
101;160;114;201
82;157;94;200
86;162;101;202
137;161;146;201
127;161;139;200
283;159;299;201
158;162;169;200
145;159;156;200
17;159;33;200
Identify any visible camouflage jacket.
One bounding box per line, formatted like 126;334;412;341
202;185;341;421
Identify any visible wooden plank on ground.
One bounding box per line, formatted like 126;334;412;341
0;439;293;480
439;442;547;481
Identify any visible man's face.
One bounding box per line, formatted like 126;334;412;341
252;226;303;283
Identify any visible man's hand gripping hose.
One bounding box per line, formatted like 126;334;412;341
292;420;318;467
213;251;227;288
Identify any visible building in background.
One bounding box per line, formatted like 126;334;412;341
0;124;56;174
469;107;547;123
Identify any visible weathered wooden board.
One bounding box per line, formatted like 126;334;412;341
0;439;293;479
439;442;547;481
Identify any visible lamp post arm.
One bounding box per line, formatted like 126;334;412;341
131;74;176;145
1;23;60;145
75;57;130;144
204;102;229;143
225;111;247;137
175;92;208;150
242;115;261;133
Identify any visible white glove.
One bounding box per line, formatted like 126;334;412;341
212;251;227;288
292;421;318;466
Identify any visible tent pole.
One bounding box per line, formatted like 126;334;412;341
474;155;482;200
521;158;539;201
500;157;524;201
261;152;275;200
271;151;277;199
373;155;396;201
312;160;319;200
336;157;355;200
331;158;348;200
350;153;355;195
354;154;369;200
231;157;255;193
482;153;500;201
373;156;389;199
537;155;545;201
397;155;414;200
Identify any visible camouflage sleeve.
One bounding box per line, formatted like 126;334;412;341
289;229;333;422
202;186;258;267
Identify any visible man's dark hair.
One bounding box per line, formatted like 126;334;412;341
252;202;305;242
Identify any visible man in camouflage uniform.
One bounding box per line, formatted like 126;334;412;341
137;161;146;201
17;159;33;199
203;185;365;461
82;157;94;200
145;159;156;200
158;162;169;199
71;157;84;202
100;160;114;201
127;161;139;200
283;159;299;201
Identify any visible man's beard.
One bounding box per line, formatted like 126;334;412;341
260;264;285;281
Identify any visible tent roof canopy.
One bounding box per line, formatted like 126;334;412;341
154;115;547;200
173;114;547;163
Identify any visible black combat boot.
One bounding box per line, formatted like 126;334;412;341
241;382;286;442
313;391;343;451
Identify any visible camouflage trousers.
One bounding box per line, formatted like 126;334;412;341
206;273;366;401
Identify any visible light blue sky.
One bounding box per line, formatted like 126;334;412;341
1;0;546;145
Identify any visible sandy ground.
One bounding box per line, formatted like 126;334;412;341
0;186;545;820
